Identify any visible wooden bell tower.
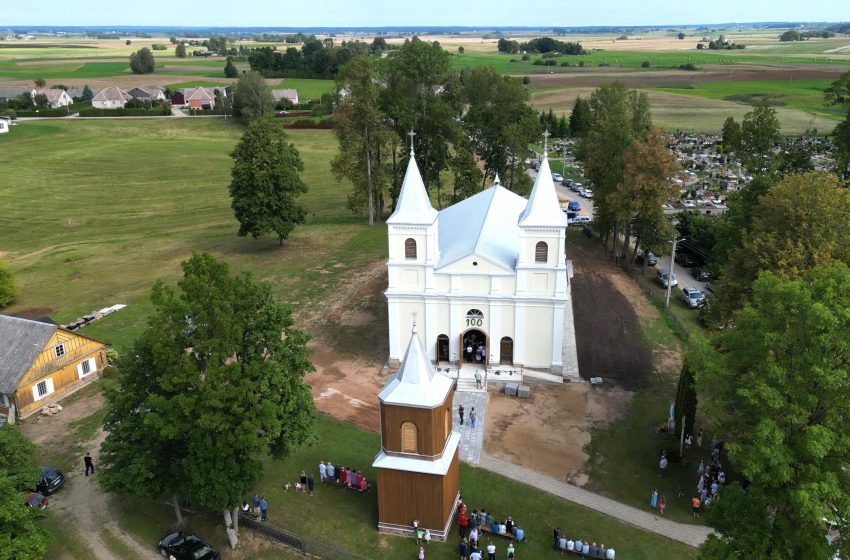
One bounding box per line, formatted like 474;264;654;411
373;324;460;540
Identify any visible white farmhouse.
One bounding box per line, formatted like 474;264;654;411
385;145;579;378
91;86;130;109
36;89;73;108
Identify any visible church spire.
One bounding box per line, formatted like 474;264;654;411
518;146;568;228
386;131;438;226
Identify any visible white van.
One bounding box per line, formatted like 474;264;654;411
570;215;592;226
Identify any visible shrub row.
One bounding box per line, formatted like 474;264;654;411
78;106;172;117
15;108;72;117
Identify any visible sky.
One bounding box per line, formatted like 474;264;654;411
7;0;850;27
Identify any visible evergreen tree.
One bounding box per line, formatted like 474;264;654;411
228;118;308;244
81;84;94;101
674;361;697;439
720;116;742;154
99;253;316;548
224;58;238;78
568;96;592;137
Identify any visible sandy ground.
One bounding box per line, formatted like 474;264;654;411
484;384;633;485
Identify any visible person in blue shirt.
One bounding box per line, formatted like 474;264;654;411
259;496;268;521
515;526;524;541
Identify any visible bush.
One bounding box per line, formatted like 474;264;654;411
560;61;571;67
641;60;651;68
599;62;610;67
151;43;168;50
532;59;544;66
543;60;557;66
678;63;699;71
521;76;530;85
15;108;71;117
578;60;585;67
521;54;530;61
0;109;16;118
0;261;16;307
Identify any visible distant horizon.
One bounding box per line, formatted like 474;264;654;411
4;0;848;29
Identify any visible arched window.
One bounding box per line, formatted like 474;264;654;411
401;421;418;453
535;241;548;263
404;238;417;260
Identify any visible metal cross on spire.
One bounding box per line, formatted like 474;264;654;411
411;311;418;333
543;130;550;155
408;129;416;155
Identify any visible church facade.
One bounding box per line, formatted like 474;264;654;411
385;147;579;377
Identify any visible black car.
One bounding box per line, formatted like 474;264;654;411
159;532;219;560
674;253;696;267
36;466;65;495
690;267;710;282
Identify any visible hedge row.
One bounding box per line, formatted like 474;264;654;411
16;108;72;117
78;106;172;117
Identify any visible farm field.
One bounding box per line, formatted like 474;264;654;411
0;120;382;351
531;86;836;134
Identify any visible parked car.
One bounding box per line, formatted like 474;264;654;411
552;172;564;182
567;200;581;212
158;532;220;560
36;467;65;495
674;253;696;267
690;267;710;282
636;251;658;266
531;161;538;170
570;215;592;226
656;268;678;288
681;287;706;309
583;189;594;199
683;200;697;208
25;493;48;510
571;182;582;192
564;179;574;187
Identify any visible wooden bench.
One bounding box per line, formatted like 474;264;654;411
479;524;525;541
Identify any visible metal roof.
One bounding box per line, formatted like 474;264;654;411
435;178;527;271
372;432;460;475
0;315;57;395
518;155;570;228
386;153;438;226
378;324;453;409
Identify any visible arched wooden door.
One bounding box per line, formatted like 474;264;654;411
437;334;450;363
460;329;487;366
500;337;514;365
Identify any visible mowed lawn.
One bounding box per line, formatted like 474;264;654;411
0;120;384;350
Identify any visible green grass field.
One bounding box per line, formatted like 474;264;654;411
451;49;849;74
275;78;334;100
0;120;382;351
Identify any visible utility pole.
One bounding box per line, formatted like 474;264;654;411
680;415;686;459
665;233;680;308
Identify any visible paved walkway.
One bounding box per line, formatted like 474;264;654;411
452;390;488;464
476;452;713;548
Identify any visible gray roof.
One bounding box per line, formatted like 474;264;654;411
386;153;438;226
271;89;298;101
436;180;528;271
518;155;570;228
0;87;33;99
0;315;57;395
92;86;130;102
378;324;453;408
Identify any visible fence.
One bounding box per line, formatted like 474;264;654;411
626;266;694;340
239;513;373;560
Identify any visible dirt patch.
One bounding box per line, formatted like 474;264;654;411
301;260;389;432
20;382;103;448
484;384;632;485
6;307;55;321
569;242;654;389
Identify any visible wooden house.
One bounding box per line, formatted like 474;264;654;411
372;324;460;540
0;315;107;423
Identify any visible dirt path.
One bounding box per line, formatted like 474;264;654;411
52;430;161;560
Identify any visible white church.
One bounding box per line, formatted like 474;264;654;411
385;143;579;379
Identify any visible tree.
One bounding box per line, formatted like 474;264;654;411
824;70;850;106
175;43;187;58
462;66;539;193
693;263;850;559
825;71;850;179
778;135;815;175
331;55;390;224
33;78;46;88
448;137;484;203
673;361;697;440
80;84;94;101
129;47;155;74
568;95;592;137
740;100;781;173
0;424;49;559
715;172;850;317
677;32;686;40
32;93;49;110
224;58;238;78
579;82;652;252
231;70;274;123
458;45;465;55
229;118;308;244
99;253;316;547
720;116;742;154
778;29;801;42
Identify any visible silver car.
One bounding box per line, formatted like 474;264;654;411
656;268;678;288
681;287;705;308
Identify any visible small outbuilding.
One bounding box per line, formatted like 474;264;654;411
271;88;299;105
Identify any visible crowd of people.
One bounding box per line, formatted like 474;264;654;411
553;529;616;558
451;499;523;559
315;460;371;493
691;437;726;518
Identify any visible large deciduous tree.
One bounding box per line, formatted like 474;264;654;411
740;100;781;174
129;47;155;74
331;55;390;224
692;263;850;560
228;117;308;244
232;70;274;123
448;136;484;203
99;253;316;548
825;70;850;179
175;43;187;58
462;66;539;193
579;82;652;252
0;425;49;559
714;172;850;318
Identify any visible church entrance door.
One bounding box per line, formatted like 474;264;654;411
460;329;487;366
500;337;514;365
437;334;450;363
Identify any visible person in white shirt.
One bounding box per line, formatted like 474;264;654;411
574;538;583;552
487;541;496;560
566;539;575;551
606;546;616;559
